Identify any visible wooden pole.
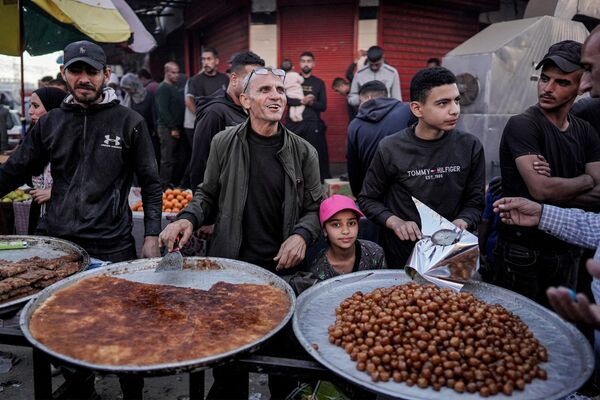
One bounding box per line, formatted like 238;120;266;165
18;0;26;138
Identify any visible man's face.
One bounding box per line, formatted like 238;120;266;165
231;64;260;98
240;73;287;124
333;83;350;96
410;84;460;132
60;62;109;106
580;32;600;97
300;56;314;75
165;65;180;84
201;51;219;75
368;58;383;72
537;64;582;111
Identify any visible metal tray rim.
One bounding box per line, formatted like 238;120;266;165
0;235;90;314
20;257;296;375
293;270;594;400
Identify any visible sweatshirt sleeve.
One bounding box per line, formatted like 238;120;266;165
190;110;226;189
390;68;402;102
454;138;485;230
0;123;48;196
348;74;360;107
132;121;162;236
357;145;396;226
310;79;327;112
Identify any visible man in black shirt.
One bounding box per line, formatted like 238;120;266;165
186;47;229;116
286;51;330;181
189;51;264;189
493;40;600;307
358;67;485;268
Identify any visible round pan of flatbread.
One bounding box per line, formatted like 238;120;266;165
20;257;295;375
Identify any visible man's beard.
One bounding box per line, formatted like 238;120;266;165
302;66;312;75
204;65;216;75
67;81;103;105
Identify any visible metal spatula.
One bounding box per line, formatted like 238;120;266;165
155;234;183;272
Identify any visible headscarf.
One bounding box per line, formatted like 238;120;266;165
33;87;67;112
120;72;147;107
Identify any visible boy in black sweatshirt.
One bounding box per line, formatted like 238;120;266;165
358;67;485;268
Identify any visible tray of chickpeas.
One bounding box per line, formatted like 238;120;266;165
292;270;593;399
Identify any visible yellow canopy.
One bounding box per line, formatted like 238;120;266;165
33;0;131;43
0;1;20;56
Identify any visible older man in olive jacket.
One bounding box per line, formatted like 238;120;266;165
160;67;322;272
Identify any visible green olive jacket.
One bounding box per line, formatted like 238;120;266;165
178;119;323;259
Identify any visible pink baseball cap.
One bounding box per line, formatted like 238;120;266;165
319;195;364;227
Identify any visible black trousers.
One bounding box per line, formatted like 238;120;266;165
488;239;581;308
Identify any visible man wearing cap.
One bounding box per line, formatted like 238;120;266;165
348;46;402;106
0;39;162;398
491;40;600;307
346;80;414;196
0;40;161;261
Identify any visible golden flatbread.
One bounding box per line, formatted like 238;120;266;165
29;276;290;366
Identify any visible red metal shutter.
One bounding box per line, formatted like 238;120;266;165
380;0;482;101
199;10;250;74
279;1;358;163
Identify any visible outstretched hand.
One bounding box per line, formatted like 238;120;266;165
492;197;543;227
547;259;600;329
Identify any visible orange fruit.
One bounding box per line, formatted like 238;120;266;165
176;194;184;201
164;201;173;209
165;189;173;194
173;189;182;195
164;208;172;213
186;193;193;201
172;207;180;213
181;199;188;206
167;194;174;201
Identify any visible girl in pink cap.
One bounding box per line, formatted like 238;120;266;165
311;194;386;280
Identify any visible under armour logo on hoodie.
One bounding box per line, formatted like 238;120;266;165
101;135;122;149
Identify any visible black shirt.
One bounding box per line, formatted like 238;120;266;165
188;72;229;99
358;126;485;268
572;97;600;137
239;128;285;271
287;75;327;122
499;105;600;249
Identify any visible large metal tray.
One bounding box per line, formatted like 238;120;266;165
0;235;90;316
293;270;594;400
20;257;296;376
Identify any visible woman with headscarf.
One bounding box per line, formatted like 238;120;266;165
27;86;66;234
120;72;159;163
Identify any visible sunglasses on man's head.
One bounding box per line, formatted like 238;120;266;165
243;67;286;93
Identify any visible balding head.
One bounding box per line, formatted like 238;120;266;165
580;27;600;97
163;62;180;84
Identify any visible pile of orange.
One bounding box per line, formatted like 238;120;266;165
131;188;193;213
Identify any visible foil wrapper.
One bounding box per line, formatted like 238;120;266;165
406;198;479;291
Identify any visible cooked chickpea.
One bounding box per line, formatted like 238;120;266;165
328;283;547;396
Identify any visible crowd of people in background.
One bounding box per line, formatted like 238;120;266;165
2;26;600;398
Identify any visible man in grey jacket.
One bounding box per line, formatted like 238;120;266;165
160;67;322;271
348;46;402;106
159;67;322;399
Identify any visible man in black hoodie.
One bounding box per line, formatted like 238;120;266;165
346;80;414;195
190;51;265;189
